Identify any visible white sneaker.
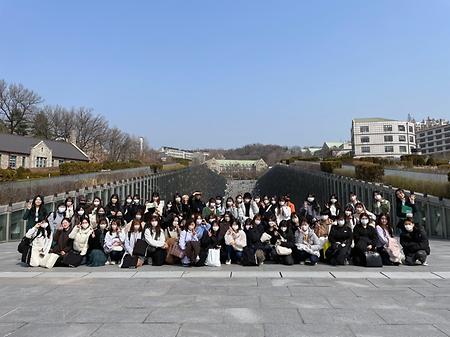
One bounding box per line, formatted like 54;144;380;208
422;261;429;266
195;256;200;262
110;261;116;265
105;261;111;265
225;260;231;265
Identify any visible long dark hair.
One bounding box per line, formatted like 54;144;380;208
30;195;46;215
147;215;162;240
376;213;393;236
37;221;52;238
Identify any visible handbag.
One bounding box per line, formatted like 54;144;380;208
40;253;60;269
18;236;33;254
275;245;292;256
120;254;138;268
205;248;221;267
132;239;148;257
168;241;184;258
260;232;272;243
365;251;383;267
63;250;83;267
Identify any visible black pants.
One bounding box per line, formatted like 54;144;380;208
148;247;167;266
326;245;350;266
377;247;393;266
109;250;124;263
405;250;427;265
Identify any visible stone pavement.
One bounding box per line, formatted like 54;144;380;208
1;240;450;337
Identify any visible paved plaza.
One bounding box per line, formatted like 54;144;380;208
1;240;450;337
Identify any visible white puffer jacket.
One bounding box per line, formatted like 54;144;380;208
69;226;93;256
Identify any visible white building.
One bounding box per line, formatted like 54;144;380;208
321;142;352;158
351;118;416;158
159;147;194;160
415;118;450;156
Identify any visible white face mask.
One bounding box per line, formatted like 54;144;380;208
134;199;140;204
345;211;352;216
78;210;85;216
269;221;276;227
244;199;251;203
227;201;233;206
126;198;132;204
255;198;261;203
301;225;309;232
232;225;239;231
173;221;179;226
82;223;90;229
271;200;277;205
321;215;329;221
404;224;414;232
351;196;357;201
280;227;287;232
58;207;66;213
111;198;118;203
175;197;181;202
111;225;118;231
41;222;49;228
236;198;243;203
264;200;270;205
210;203;216;208
361;219;369;226
196;219;203;225
99;224;107;230
216;200;221;205
330;199;337;204
135;215;142;220
94;201;100;206
375;195;382;201
279;201;285;206
212;226;220;231
307;197;314;203
337;220;345;227
224;217;231;222
292;218;299;224
254;220;261;225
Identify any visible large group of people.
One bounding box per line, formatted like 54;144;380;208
19;188;430;269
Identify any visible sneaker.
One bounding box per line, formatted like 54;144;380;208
259;261;264;266
225;259;231;265
195;255;200;263
105;261;111;265
422;261;429;266
299;261;305;265
110;261;116;265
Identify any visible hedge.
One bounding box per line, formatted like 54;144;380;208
0;168;17;182
320;161;342;173
355;162;384;182
400;155;426;166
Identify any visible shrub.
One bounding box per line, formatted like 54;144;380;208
400;155;426;166
355;162;384;182
426;157;436;166
0;168;17;181
320;161;342;173
16;167;32;179
59;162;102;175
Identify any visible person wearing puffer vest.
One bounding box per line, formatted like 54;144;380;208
69;217;93;256
25;220;53;267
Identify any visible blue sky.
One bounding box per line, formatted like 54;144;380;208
1;1;449;149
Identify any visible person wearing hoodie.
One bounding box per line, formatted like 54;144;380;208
400;218;430;266
294;218;321;265
326;215;353;265
24;220;53;267
352;213;378;266
47;202;67;232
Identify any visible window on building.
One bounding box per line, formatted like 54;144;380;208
437;147;443;151
427;131;433;135
399;135;406;142
446;146;450;150
419;133;425;137
427;136;434;141
36;157;47;168
409;136;414;143
436;140;443;145
384;135;393;142
384;146;394;153
436;129;442;133
361;146;371;153
409;126;413;133
360;126;369;133
59;159;65;165
383;125;393;132
360;136;370;143
9;155;16;168
444;127;450;132
399;146;407;153
398;125;406;132
436;135;442;139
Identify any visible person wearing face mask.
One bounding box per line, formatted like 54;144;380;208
274;220;295;265
289;214;301;232
23;220;53;267
164;215;182;265
353;203;376;226
145;192;165;217
242;216;266;266
104;220;126;265
64;197;75;219
171;193;183;216
181;194;192;218
67;217;93;267
261;216;279;261
179;219;201;267
131;194;145;217
343;207;356;230
194;215;211;240
86;218;108;267
144;216;167;266
224;221;247;264
121;219;145;268
214;196;225;216
375;214;402;265
345;192;360;213
23;195;48;231
276;197;292;224
326;215;352;265
400;218;430;266
122;195;134;223
105;194;121;220
294;218;321;265
352;213;378;266
372;191;391;216
236;193;259;224
47;202;67;232
315;211;332;241
224;198;239;219
325;194;342;219
219;212;235;239
190;191;206;215
300;193;321;222
72;206;88;228
395;189;417;232
200;219;226;265
202;198;219;219
284;195;296;214
263;196;278;218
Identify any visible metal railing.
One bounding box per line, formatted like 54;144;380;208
0;165;227;242
255;164;450;239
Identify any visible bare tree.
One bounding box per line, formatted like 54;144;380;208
0;79;42;134
73;107;108;158
46;105;75;141
31;110;52;139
